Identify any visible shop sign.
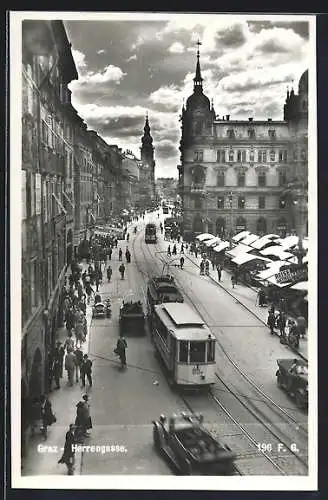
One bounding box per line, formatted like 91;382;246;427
275;267;308;285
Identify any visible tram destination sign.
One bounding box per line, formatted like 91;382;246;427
275;266;308;285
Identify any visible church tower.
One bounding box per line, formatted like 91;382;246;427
140;113;156;205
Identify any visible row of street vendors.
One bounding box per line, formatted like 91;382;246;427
193;230;308;323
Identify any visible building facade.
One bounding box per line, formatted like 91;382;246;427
21;19;78;455
178;48;308;241
155;177;178;202
139;114;156;208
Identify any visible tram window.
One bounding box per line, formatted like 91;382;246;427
179;341;188;363
190;341;206;363
207;340;215;362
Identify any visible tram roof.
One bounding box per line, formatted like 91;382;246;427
154;303;212;341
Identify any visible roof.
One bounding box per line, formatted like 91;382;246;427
213;241;230;253
205;237;221;247
154;303;212;341
226;243;254;258
240;234;260;246
251;237;278;250
196;233;215;242
255;261;290;280
260;246;295;260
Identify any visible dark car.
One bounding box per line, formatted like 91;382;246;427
276;358;308;409
152;412;236;475
119;300;145;336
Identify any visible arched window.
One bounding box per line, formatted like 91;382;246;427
257;217;267;234
238;196;245;209
216;217;226;237
193;215;204;234
249;150;254;162
217;171;225;187
236;216;246;231
270;150;275;162
229;150;234;162
237;150;242;162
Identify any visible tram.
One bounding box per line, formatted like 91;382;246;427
151;302;216;388
147;275;184;324
145;223;157;243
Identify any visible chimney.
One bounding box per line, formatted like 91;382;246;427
268;118;272;122
226;115;230;121
248;117;253;122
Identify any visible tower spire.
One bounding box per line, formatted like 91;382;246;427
193;40;203;93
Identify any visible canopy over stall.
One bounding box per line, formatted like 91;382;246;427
226;244;254;259
260;246;296;261
204;237;221;247
254;261;291;281
240;234;260;246
251;237;278;250
213;241;230;253
196;233;215;242
290;281;308;291
232;230;250;242
231;254;271;266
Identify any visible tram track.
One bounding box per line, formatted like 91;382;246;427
129;219;308;475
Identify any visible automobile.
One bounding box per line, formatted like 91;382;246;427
152;412;237;475
276;358;308;409
92;302;106;318
119;299;145;336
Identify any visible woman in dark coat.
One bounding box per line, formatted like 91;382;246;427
58;424;76;475
75;395;92;436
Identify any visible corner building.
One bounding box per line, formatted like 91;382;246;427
178;48;308;240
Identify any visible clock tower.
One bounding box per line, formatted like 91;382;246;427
140;113;156;206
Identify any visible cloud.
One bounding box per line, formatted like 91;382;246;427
254;27;305;54
97;49;106;54
72;49;87;70
213;22;249;48
149;85;182;112
168;42;185;53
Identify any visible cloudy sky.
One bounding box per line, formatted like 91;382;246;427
64;15;311;178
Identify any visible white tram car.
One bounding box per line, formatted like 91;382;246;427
152;302;216;387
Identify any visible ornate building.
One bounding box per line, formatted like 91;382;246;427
178;46;308;241
139;114;156;208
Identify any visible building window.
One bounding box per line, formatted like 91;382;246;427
301;149;307;161
293;150;298;161
217;196;224;209
242;150;246;162
194;150;203;162
229;150;234;162
217;172;225;187
237;172;246;187
195;197;203;210
268;129;276;139
179;341;189;363
249;150;254;162
279;197;287;209
258;172;266;187
279;150;288;163
227;129;235;139
238;196;245;209
237;150;242;162
279;171;287;186
258;150;267;163
270;150;275;162
259;195;265;209
248;128;255;138
217;150;226;163
283;150;288;163
30;260;38;311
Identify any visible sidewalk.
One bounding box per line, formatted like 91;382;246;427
22;261;94;476
163;239;308;362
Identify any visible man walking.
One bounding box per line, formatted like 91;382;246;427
65;348;76;387
116;335;128;369
180;256;185;270
81;354;93;388
119;263;125;280
74;346;84;383
107;265;112;282
216;263;222;282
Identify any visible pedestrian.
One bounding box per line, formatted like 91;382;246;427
119;263;125;280
40;394;56;437
81;354;93;388
47;349;54;392
180;256;185;270
211;259;216;271
200;260;205;275
277;312;287;340
205;260;210;276
180;244;184;254
267;310;276;335
216;263;222;282
53;358;61;390
108;247;112;260
116;335;127;369
126;233;130;242
167;245;171;257
65;308;75;334
288;320;300;348
64;331;75;352
194;247;198;258
118;248;123;261
107;265;112;282
125;248;131;263
75;394;92;437
172;244;177;256
85;283;94;304
257;288;266;307
74;346;84;383
231;273;237;288
58;424;76;475
65;348;76;386
54;341;65;378
296;315;307;338
95;276;100;292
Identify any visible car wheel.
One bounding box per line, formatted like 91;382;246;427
276;373;283;388
295;391;305;409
